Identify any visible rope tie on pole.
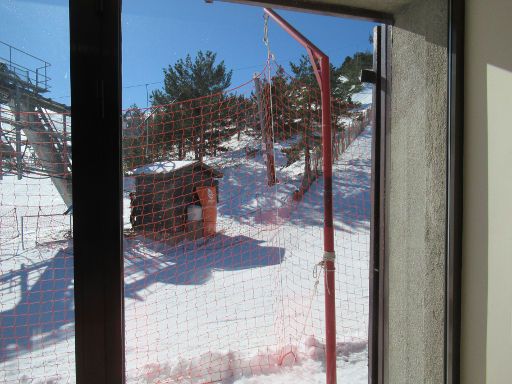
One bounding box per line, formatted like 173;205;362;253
313;251;336;296
323;251;336;262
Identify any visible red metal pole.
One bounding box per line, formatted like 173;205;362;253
263;8;325;59
263;8;337;383
320;55;336;384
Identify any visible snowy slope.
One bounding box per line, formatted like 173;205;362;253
0;114;371;383
351;84;373;109
122;127;372;384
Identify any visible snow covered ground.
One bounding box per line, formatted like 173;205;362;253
351;84;373;109
0;120;371;383
123;125;371;384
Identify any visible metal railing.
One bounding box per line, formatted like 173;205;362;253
0;41;51;93
20;212;72;249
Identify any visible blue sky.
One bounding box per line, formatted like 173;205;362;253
1;0;375;109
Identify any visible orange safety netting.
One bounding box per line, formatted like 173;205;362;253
121;62;371;383
0;61;372;383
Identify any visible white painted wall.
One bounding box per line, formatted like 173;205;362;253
463;1;512;383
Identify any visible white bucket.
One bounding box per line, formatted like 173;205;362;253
187;205;202;222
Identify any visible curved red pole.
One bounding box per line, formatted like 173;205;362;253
264;8;337;384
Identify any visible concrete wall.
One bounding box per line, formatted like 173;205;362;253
462;1;512;383
386;0;447;382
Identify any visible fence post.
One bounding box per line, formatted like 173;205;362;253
44;64;48;90
20;263;27;296
21;215;24;250
320;55;337;384
254;74;276;186
199;105;204;163
259;9;338;382
36;207;42;245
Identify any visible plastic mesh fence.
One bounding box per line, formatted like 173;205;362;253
0;61;371;384
0;106;74;383
122;62;372;383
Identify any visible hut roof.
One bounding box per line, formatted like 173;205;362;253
131;160;223;178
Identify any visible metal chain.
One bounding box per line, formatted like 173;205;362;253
263;14;269;48
263;14;274;61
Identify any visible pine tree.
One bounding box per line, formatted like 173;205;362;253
334;51;373;101
151;51;233;160
289;57;330;180
289;54;339;91
263;65;292;140
289;51;373;102
122;104;147;171
152;51;232;103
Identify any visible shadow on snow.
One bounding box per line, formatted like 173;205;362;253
0;246;74;363
0;233;284;362
217;131;371;233
124;233;285;298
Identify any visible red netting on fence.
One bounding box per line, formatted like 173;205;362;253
0;61;372;384
0;106;74;383
122;61;372;383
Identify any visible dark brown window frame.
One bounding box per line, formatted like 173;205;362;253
70;1;124;383
369;24;390;384
446;1;464;383
69;1;464;383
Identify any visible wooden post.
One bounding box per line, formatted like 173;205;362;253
253;74;276;186
199;106;204;163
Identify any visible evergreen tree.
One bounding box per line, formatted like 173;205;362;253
334;51;373;101
287;52;371;174
152;51;232;103
288;57;330;179
122;104;147;171
289;51;373;102
263;65;292;140
151;51;233;160
289;54;339;90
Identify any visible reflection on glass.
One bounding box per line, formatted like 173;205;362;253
0;1;75;383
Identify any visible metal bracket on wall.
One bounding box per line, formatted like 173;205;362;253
361;69;377;84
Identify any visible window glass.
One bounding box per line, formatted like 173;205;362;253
0;1;74;383
122;2;374;382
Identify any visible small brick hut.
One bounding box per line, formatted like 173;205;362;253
130;160;223;236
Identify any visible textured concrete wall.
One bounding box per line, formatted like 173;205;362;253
462;1;512;383
385;0;447;382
